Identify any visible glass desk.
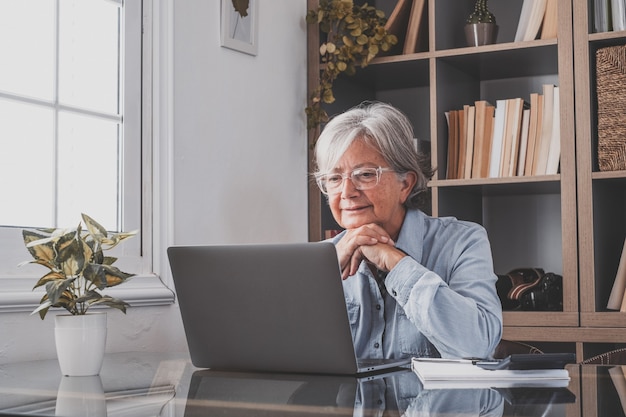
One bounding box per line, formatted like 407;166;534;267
0;351;623;416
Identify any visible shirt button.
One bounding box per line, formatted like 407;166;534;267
374;342;380;349
375;304;381;310
392;290;398;296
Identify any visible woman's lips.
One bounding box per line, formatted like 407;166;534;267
342;205;369;212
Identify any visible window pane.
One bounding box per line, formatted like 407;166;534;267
0;99;54;227
58;0;120;114
0;0;55;100
57;111;120;229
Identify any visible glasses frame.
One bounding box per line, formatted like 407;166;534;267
316;166;394;195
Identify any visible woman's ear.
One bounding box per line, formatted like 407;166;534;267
400;171;418;202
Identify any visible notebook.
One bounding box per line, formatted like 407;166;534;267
167;241;410;375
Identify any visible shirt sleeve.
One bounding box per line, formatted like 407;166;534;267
383;225;503;359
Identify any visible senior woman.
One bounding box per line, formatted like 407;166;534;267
313;101;503;360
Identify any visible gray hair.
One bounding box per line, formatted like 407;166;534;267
313;101;434;209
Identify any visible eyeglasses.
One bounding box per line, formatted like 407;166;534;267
316;166;394;195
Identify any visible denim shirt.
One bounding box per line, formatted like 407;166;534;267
331;209;503;360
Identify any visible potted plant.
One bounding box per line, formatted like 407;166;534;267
20;213;137;376
305;0;398;133
465;0;498;47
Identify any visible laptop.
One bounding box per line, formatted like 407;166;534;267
167;241;410;375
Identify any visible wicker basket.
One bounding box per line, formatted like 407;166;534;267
596;44;626;171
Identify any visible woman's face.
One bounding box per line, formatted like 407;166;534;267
326;139;416;239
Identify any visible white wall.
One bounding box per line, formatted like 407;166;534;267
171;0;309;245
0;0;309;363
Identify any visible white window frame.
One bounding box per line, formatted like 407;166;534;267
0;0;174;312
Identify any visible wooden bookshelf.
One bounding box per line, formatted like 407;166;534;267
573;1;626;360
307;0;626;361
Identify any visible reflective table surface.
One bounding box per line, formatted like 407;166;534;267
0;351;624;416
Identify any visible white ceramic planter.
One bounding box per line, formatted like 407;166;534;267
55;312;107;376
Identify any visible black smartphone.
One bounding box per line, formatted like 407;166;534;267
475;353;576;370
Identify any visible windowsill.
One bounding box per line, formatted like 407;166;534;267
0;274;175;313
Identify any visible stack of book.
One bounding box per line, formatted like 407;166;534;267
593;0;626;33
445;84;560;180
514;0;558;42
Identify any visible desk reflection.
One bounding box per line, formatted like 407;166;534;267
184;368;575;417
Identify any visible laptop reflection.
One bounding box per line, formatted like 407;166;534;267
184;369;363;416
183;368;575;417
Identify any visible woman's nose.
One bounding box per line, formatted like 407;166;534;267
340;176;359;197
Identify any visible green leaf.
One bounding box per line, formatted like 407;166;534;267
80;263;134;288
83;263;107;289
45;278;76;305
356;34;368;45
102;265;135;287
82;213;108;243
33;271;66;290
74;290;102;305
56;235;87;277
31;299;52;320
100;230;138;250
90;295;130;313
22;230;56;265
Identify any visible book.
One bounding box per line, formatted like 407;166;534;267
609;366;626;414
524;92;541;175
607;237;626;310
445;110;460;179
403;0;427;54
534;84;555;175
509;98;526;176
545;86;561;175
411;358;570;390
515;0;535;42
481;104;496;178
612;0;626;31
500;98;524;177
540;0;558;39
530;94;545;175
488;99;508;178
594;0;612;32
457;106;468;178
384;0;413;53
464;104;476;179
472;100;494;178
517;108;531;176
521;0;548;41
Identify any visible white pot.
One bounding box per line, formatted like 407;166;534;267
55;312;107;377
55;375;106;417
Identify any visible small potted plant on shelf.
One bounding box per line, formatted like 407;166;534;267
20;213;137;376
465;0;498;47
305;0;397;134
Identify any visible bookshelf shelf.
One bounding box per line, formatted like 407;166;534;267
308;0;626;361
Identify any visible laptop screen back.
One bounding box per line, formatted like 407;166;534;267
167;242;361;374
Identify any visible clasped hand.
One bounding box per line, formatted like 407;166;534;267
335;224;406;280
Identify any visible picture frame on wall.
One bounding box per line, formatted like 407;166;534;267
221;0;258;56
